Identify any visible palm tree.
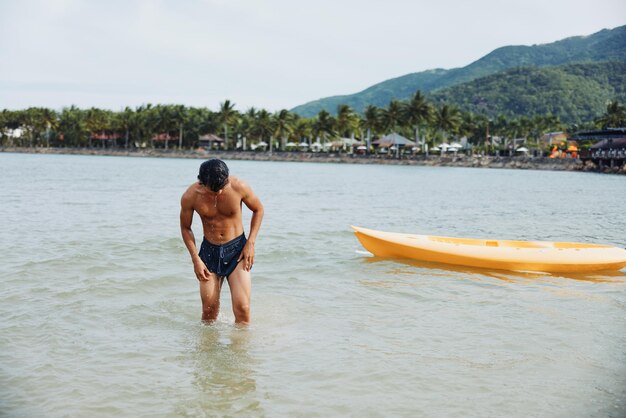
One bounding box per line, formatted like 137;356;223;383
380;100;403;134
335;105;354;138
20;108;42;148
245;107;258;120
595;100;626;129
145;105;166;149
171;105;187;149
238;107;258;150
516;116;532;146
84;107;110;148
492;114;509;147
1;110;19;146
253;109;274;151
540;114;562;134
273;109;294;150
160;105;176;150
361;105;380;152
194;107;218;141
529;114;562;151
132;104;154;148
459;112;477;144
218;100;237;149
144;105;167;149
59;106;88;147
293;118;312;146
40;108;59;148
312;110;335;146
116;107;135;149
459;111;493;154
181;107;203;148
433;104;462;142
149;105;181;150
402;91;432;151
503;118;522;154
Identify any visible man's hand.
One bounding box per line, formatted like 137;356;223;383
238;241;255;272
193;259;210;281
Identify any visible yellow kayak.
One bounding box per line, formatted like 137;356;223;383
352;226;626;273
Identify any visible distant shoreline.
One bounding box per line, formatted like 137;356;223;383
2;146;623;174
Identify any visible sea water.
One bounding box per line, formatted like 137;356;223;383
0;153;625;417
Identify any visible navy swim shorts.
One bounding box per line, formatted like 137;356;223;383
198;233;247;278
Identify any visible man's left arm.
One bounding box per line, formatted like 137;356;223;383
239;182;264;271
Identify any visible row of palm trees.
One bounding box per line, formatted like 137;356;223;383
1;93;623;151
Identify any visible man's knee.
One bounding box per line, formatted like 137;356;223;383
233;301;250;317
202;302;220;319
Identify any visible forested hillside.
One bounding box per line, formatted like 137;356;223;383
290;25;626;118
430;62;626;123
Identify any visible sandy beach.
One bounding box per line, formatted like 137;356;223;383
3;146;621;173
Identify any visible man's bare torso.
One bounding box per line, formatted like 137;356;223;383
186;176;244;244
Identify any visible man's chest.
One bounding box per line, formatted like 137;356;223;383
195;194;241;218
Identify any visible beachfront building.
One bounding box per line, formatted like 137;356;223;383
198;133;224;150
151;133;179;149
90;132;123;148
373;133;416;157
326;137;363;153
570;128;626;169
540;131;567;147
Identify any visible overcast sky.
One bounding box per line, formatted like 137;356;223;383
1;0;624;112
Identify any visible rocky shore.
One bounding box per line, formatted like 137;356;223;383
3;146;624;174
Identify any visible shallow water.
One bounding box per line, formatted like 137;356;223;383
1;153;625;417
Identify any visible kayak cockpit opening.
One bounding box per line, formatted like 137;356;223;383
427;235;613;249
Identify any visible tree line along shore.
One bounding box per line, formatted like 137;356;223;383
1;92;624;164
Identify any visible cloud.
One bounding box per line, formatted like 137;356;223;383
1;0;624;111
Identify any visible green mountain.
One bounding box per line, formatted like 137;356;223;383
290;25;626;117
430;61;626;124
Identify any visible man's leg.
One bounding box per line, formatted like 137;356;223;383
228;262;252;325
199;273;223;322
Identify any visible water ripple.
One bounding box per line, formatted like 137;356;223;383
1;154;625;417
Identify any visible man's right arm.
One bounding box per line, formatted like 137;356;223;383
180;191;209;281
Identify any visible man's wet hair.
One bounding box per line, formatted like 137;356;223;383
198;159;229;192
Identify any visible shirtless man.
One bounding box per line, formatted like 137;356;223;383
180;159;264;324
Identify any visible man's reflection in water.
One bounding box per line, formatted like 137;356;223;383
189;324;262;415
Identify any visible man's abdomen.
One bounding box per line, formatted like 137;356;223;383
201;217;244;245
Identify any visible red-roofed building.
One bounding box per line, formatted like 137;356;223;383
151;133;179;149
90;132;123;141
89;132;124;148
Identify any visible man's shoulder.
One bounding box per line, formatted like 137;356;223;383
229;176;248;192
184;182;202;194
181;183;201;205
